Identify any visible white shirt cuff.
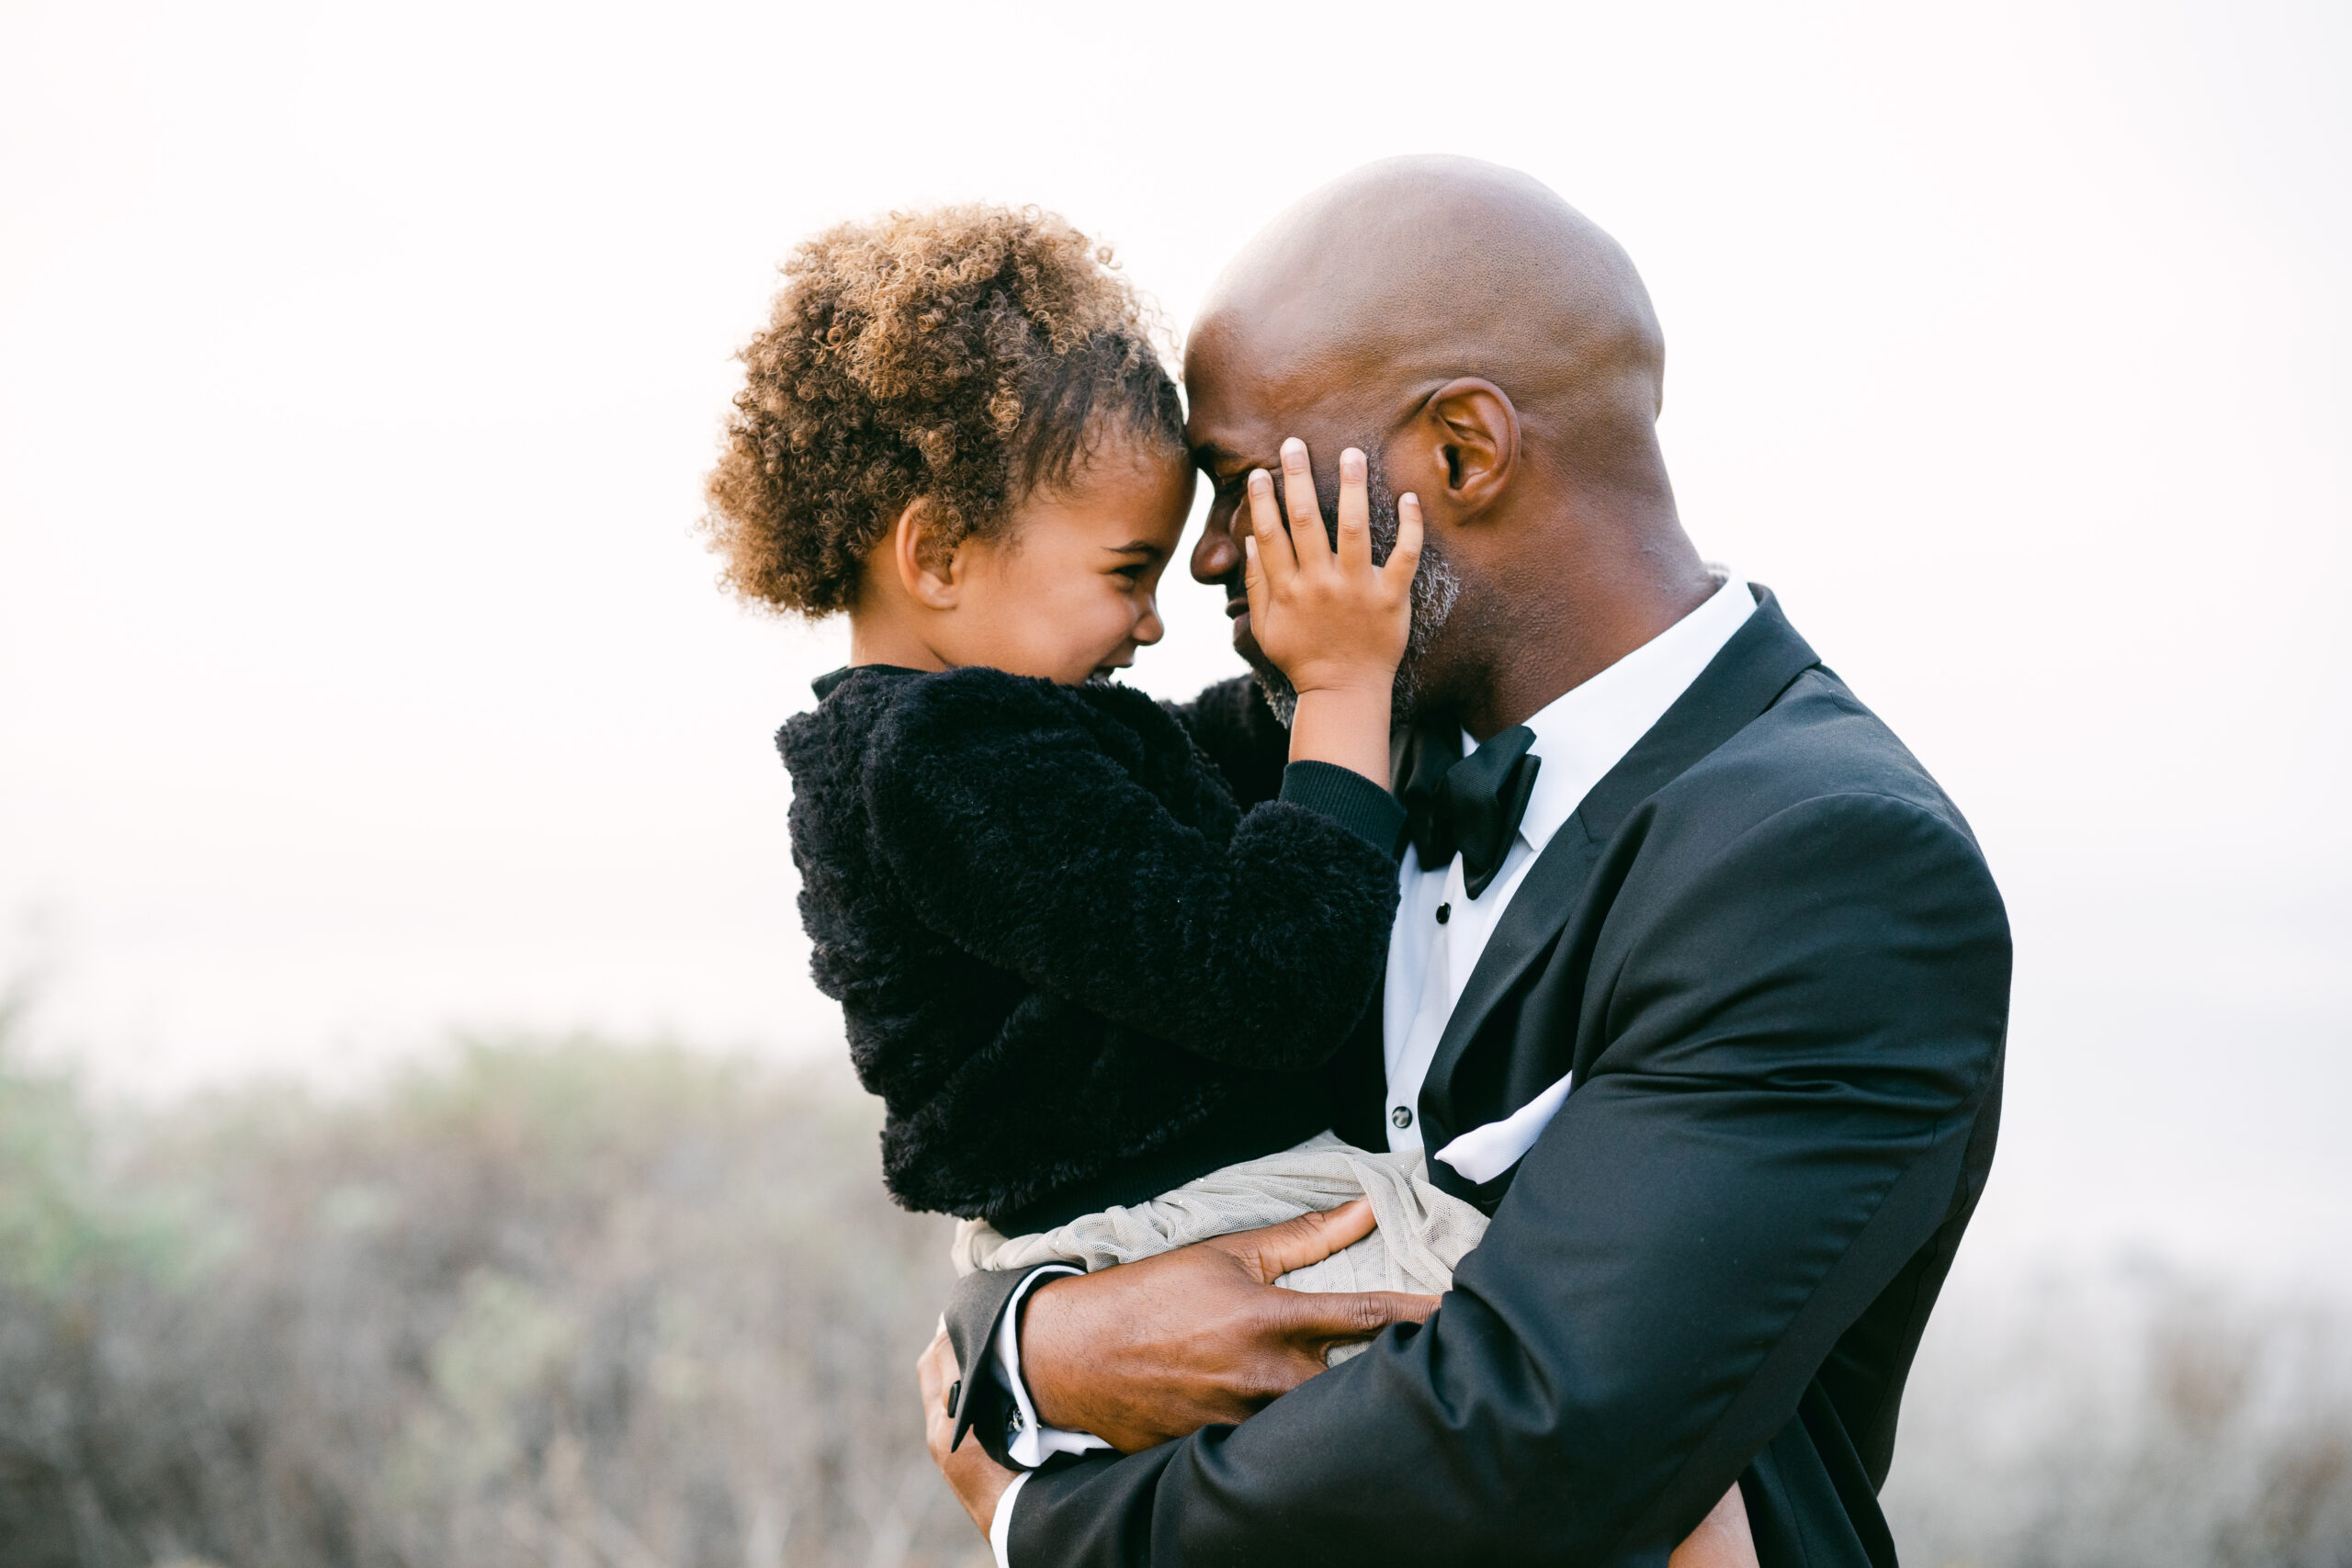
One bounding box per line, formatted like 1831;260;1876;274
990;1265;1113;1468
989;1469;1031;1568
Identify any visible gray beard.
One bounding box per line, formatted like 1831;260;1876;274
1244;452;1462;728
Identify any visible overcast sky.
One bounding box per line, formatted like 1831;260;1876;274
3;0;2346;1285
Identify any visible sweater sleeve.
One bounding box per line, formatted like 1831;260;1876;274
1160;675;1292;809
863;671;1400;1072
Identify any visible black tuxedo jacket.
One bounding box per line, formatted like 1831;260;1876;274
944;589;2010;1567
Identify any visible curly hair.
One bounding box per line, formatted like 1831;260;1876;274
701;205;1186;616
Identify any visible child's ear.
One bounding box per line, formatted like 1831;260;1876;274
889;501;963;609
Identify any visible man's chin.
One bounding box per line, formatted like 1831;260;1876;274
1229;607;1425;730
1227;615;1276;687
1228;612;1261;663
1231;627;1299;728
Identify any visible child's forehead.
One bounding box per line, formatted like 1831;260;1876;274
1031;445;1193;545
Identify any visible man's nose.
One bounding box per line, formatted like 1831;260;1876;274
1192;507;1242;585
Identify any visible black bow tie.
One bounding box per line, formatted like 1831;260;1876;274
1396;723;1542;899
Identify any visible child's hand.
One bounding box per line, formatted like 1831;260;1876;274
1241;438;1424;702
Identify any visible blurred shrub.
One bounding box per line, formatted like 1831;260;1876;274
3;1017;2347;1568
0;1032;983;1568
1883;1262;2352;1568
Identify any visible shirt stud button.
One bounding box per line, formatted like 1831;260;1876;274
1391;1105;1414;1130
1435;903;1452;924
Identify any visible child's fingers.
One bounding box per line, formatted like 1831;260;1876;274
1335;448;1371;570
1246;468;1296;592
1279;438;1330;567
1242;532;1269;627
1382;492;1425;592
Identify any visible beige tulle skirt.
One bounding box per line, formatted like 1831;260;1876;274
948;1131;1488;1362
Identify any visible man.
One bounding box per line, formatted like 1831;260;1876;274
918;156;2010;1567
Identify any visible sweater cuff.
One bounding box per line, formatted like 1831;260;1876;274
1279;761;1408;853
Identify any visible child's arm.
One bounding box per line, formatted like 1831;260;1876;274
1160;677;1290;809
1240;439;1422;789
862;672;1400;1073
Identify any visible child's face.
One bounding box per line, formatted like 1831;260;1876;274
944;445;1195;685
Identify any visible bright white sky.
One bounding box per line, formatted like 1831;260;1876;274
2;1;2346;1282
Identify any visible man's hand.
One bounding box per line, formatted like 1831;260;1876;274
1020;1198;1440;1452
918;1325;1018;1540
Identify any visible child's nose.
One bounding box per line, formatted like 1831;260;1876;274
1134;599;1166;646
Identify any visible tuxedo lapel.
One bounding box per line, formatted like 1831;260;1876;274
1417;588;1822;1148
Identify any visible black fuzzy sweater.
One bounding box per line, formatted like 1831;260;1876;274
778;665;1406;1231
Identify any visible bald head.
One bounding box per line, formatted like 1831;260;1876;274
1191;157;1667;476
1184;157;1713;738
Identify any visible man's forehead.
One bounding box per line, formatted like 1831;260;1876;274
1183;333;1363;460
1186;388;1375;468
1186;299;1319;382
1183;405;1281;466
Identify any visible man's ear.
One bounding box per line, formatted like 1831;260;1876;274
1415;378;1520;516
888;501;962;609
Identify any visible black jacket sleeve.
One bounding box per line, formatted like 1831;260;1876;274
944;1262;1062;1468
864;671;1401;1073
1005;792;2011;1565
1161;675;1293;809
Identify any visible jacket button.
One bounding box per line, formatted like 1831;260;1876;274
1391;1105;1414;1129
1435;903;1451;924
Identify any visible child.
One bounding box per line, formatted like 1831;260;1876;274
703;202;1467;1254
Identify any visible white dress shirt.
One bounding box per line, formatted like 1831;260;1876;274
989;577;1757;1565
1385;574;1755;1182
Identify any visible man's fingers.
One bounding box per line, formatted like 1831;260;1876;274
1383;491;1425;591
1215;1197;1378;1282
917;1326;957;1412
917;1323;1017;1539
1279;437;1330;564
917;1327;959;1461
1335;447;1371;569
1272;1287;1442;1349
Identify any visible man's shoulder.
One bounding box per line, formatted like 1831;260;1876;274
1600;666;2010;1003
1657;666;1982;859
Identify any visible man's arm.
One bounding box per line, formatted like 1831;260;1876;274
919;1327;1759;1568
940;1201;1433;1461
997;792;2009;1564
928;1201;1439;1566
